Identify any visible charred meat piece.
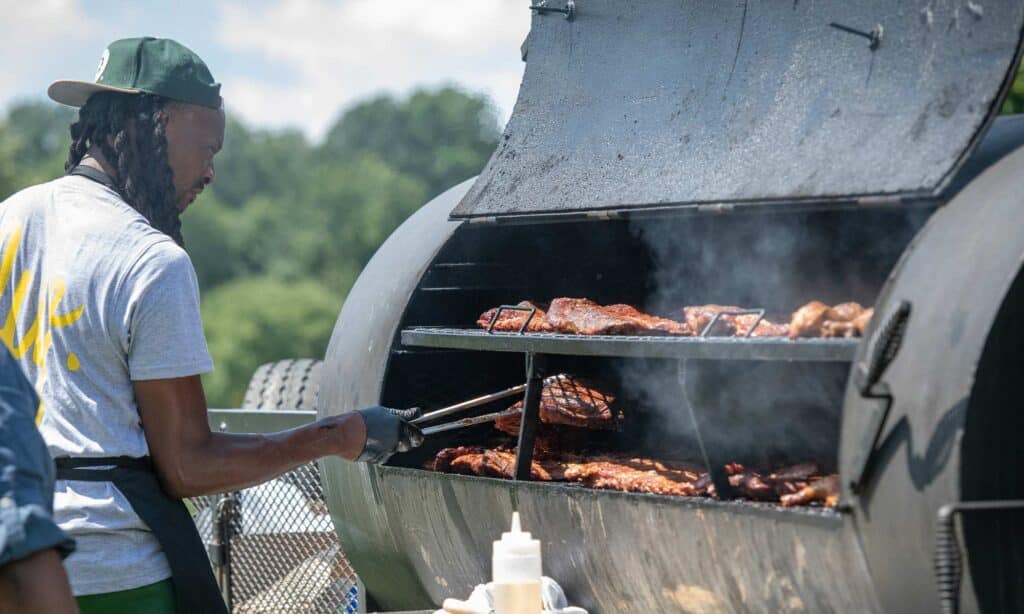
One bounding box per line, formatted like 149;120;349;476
547;298;691;336
781;474;840;508
494;374;621;435
477;300;554;333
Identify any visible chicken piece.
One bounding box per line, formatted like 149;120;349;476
853;308;873;335
547;298;691;336
477;300;554;333
780;475;840;507
830;302;865;322
788;301;834;338
494;374;620;435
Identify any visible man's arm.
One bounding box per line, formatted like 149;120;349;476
135;375;367;498
0;548;78;614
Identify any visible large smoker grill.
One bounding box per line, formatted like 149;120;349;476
318;2;1024;612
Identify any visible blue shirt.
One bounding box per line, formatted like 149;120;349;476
0;346;74;565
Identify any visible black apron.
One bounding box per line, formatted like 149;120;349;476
60;165;227;612
56;456;227;613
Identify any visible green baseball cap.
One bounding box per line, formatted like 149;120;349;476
48;37;222;109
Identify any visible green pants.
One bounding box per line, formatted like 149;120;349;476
76;578;176;614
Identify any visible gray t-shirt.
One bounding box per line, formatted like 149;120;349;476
0;175;213;595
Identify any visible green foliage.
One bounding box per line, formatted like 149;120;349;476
1002;63;1024;115
321;85;500;197
0;87;499;407
200;276;345;406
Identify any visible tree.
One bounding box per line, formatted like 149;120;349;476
320;85;501;197
200;276;346;407
1002;63;1024;115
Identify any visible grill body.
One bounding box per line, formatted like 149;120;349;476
317;1;1024;610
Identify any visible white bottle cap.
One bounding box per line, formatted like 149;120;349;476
492;512;542;584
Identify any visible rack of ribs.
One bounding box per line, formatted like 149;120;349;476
477;300;554;333
546;298;691;335
494;374;621;434
430;446;564;481
562;456;706;496
681;305;790;337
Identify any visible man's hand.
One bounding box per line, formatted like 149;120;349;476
355;407;424;464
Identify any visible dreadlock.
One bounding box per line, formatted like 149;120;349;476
65;92;183;246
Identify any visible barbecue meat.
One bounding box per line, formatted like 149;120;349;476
433;447;562;481
830;302;865;322
494;374;620;435
477;300;554;333
682;305;789;337
563;456;704;496
781;474;840;508
788;301;834;338
547;298;690;336
853;307;874;335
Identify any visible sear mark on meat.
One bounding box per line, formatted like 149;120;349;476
494;374;621;435
546;298;691;336
477;300;554;333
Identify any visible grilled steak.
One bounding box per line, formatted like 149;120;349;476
547;298;691;336
494;374;621;434
477;300;554;333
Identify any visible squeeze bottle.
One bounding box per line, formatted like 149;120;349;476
492;512;542;614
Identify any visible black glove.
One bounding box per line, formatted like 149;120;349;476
355;406;424;464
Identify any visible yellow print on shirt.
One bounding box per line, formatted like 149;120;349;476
0;226;85;421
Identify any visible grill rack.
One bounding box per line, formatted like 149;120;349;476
401;326;860;362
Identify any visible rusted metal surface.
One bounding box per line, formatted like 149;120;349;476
454;0;1024;220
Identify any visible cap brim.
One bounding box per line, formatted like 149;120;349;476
47;80;142;107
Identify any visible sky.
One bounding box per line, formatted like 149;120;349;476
0;0;531;140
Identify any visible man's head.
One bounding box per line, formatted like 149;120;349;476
48;37;225;245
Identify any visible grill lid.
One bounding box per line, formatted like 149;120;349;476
453;0;1024;221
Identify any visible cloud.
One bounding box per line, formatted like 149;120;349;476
216;0;530;140
0;0;102;99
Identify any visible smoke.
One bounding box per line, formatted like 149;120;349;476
612;207;931;471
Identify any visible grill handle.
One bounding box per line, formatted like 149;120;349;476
934;500;1024;614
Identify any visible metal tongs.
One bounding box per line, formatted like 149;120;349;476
413;383;527;436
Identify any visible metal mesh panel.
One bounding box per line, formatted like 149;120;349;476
192;462;359;613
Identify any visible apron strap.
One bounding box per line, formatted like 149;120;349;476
55;456;227;614
67;164;119;192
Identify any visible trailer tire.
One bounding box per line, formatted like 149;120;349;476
242;358;325;501
243;358;322;411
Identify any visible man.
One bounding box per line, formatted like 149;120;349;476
0;347;77;613
0;37;422;613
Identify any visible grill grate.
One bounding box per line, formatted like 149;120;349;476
401;327;859;362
